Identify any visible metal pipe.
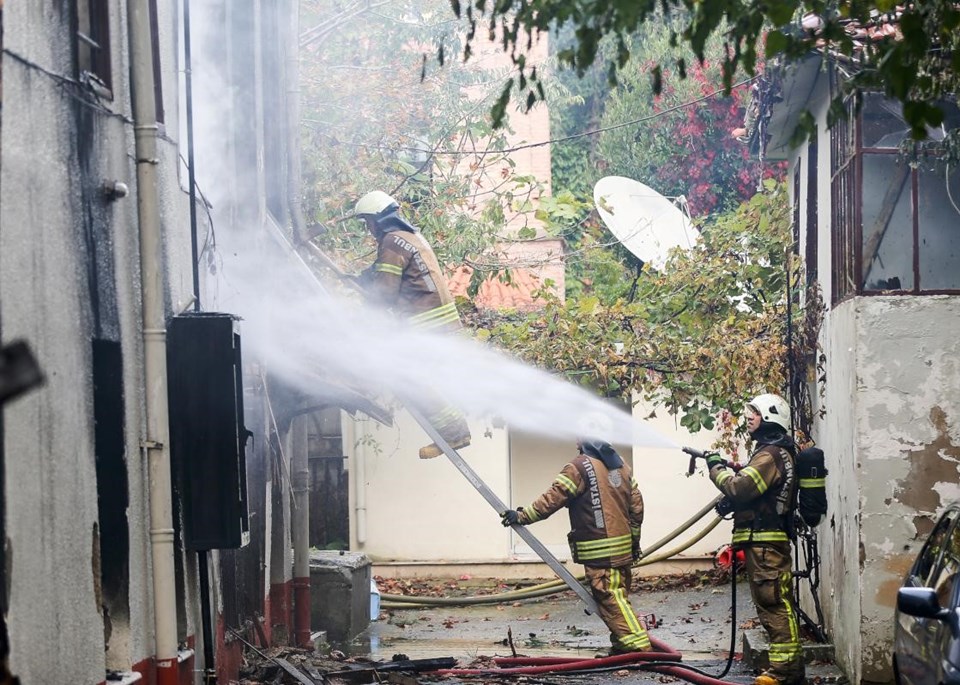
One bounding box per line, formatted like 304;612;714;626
126;1;179;683
285;0;308;246
197;552;217;684
351;418;367;546
290;416;311;647
183;0;201;312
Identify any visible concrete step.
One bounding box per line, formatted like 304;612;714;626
742;629;848;684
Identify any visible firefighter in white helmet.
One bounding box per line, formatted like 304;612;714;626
705;393;803;685
354;191;471;459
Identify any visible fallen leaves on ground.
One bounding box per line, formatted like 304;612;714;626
374;575;526;598
635;568;733;593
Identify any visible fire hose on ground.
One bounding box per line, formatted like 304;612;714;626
433;633;742;684
380;496;745;685
380;495;724;608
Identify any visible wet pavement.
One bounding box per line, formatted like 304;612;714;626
341;574;762;684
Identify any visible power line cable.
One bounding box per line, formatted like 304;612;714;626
309;75;758;158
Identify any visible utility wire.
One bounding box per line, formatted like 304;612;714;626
311;75;757;158
3;47;135;125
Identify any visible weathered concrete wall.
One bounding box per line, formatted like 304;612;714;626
855;296;960;682
813;297;960;684
1;3;123;681
790;72;960;683
0;0;198;679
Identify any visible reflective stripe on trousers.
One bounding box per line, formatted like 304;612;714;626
585;565;651;652
743;543;804;682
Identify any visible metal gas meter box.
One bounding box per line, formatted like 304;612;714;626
167;313;250;550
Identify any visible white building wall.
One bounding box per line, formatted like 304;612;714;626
632;401;732;560
349;413;511;563
351;401;728;573
813;302;864;682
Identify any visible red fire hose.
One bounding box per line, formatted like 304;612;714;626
433;635;744;685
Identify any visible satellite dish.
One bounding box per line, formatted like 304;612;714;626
593;176;697;270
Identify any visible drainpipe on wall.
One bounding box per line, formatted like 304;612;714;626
352;418;367;546
285;0;308;246
285;1;313;649
290;416;311;648
127;3;179;684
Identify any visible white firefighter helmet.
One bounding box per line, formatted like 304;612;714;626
576;411;613;444
747;393;791;432
355;190;398;217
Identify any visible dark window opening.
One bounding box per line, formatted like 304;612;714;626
92;339;130;650
860;153;912;291
307;409;348;550
792;160;802;253
831;93;960;301
805;133;819;286
148;0;164;123
77;0;113;96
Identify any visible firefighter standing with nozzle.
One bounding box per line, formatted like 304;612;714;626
698;394;804;685
500;438;651;654
353;191;471;459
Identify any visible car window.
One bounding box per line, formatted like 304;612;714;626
928;517;960;608
914;510;958;585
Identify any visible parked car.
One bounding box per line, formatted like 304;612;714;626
894;501;960;685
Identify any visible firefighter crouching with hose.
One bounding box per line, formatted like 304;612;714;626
500;438;651;654
702;394;804;685
353;190;471;459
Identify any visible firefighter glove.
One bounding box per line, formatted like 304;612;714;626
705;452;723;469
632;538;642;561
501;509;522;527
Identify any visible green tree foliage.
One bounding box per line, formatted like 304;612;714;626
299;0;545;274
452;0;960;139
548;20;784;218
596;28;785;216
469;181;797;446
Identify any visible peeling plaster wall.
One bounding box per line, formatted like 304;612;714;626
813;296;960;684
855;296;960;682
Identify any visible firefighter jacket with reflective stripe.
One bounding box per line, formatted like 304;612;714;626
518;454;644;568
365;229;461;331
709;445;797;545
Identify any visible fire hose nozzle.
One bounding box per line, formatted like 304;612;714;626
682;446;704;477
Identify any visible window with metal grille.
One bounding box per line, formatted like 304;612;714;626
830;97;857;303
148;0;163;123
830;95;960;303
806;132;819;287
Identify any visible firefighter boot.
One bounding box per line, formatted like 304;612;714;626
419;433;471;459
755;672;803;685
